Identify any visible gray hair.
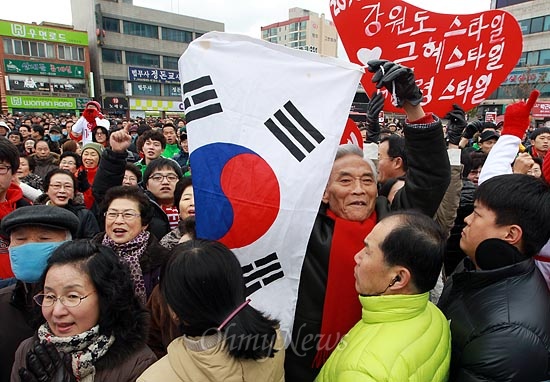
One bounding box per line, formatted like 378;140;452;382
334;144;378;182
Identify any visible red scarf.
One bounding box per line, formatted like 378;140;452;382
79;166;98;209
312;209;377;368
0;183;24;278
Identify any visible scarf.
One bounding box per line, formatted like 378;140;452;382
312;209;377;368
102;230;150;304
38;323;115;382
0;183;23;278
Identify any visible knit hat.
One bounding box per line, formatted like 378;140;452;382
81;142;104;157
85;100;102;111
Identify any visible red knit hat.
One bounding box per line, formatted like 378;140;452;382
85;100;102;111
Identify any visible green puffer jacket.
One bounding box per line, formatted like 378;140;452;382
316;293;451;382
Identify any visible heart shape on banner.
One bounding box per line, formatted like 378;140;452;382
331;0;523;116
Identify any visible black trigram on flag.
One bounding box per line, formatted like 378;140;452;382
264;101;325;162
242;252;284;296
182;75;223;122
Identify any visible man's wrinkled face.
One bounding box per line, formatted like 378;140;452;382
322;154;377;222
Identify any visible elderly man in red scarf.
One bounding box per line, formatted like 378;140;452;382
70;100;110;145
284;60;452;381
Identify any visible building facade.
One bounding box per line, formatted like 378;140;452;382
0;20;92;115
70;0;224;118
261;7;338;57
483;0;550;125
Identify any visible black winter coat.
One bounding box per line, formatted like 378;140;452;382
285;117;452;382
438;257;550;382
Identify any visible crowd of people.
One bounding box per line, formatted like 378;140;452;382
0;59;549;382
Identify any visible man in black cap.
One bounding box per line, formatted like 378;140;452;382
0;205;79;382
478;129;500;155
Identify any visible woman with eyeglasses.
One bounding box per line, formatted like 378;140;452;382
35;169;100;239
93;185;169;303
138;240;284;382
92;126;110;148
11;240;157;382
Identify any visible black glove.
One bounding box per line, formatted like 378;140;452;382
365;92;384;143
367;59;423;107
463;120;484;140
76;170;90;193
444;104;467;145
19;342;75;382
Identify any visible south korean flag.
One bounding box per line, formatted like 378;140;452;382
179;32;363;344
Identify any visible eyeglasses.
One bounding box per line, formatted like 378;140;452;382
123;175;138;182
150;173;179;183
104;210;141;221
33;292;95;308
50;183;73;191
0;165;11;175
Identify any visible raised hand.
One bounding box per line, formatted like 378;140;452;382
444;104;468;145
502;90;540;139
367;59;423;108
365;92;385;143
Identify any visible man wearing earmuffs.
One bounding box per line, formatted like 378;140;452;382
438;91;550;382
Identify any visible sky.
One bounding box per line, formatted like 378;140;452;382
2;0;492;57
3;0;492;36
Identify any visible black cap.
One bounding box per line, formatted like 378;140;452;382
479;130;500;143
1;205;80;237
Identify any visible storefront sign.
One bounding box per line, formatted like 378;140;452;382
4;59;85;78
7;96;76;109
532;102;550;118
76;98;92;109
103;97;129;110
130;98;184;111
0;21;88;45
128;66;180;83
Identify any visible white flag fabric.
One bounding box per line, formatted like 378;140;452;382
178;32;362;343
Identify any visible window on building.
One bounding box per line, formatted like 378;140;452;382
544;16;550;32
3;38;13;54
104;79;125;93
58;45;85;61
162;27;193;43
103;17;120;33
195;32;204;39
527;51;540;66
164;84;181;97
531;17;544;34
163;56;179;70
518;19;531;35
517;52;527;67
123;20;158;38
540;49;550;65
102;48;123;64
126;51;160;67
132;82;161;96
4;38;54;58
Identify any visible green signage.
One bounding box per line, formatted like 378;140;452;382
0;21;88;46
4;59;85;78
7;96;76;110
76;98;92;109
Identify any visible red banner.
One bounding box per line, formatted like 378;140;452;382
332;0;523;117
